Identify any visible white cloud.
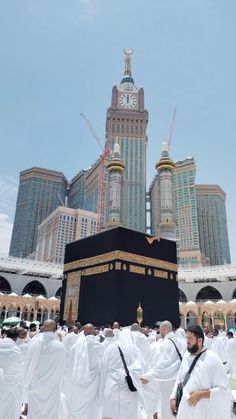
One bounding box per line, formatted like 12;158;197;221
0;213;13;256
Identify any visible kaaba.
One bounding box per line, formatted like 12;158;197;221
60;226;180;327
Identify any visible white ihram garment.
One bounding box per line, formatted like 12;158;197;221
24;331;65;419
0;338;23;419
131;331;150;360
140;339;162;418
141;331;184;419
64;333;105;419
226;337;236;374
99;329;146;419
62;331;78;392
171;349;231;419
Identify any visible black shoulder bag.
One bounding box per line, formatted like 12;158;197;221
169;338;182;361
175;349;207;412
118;346;137;392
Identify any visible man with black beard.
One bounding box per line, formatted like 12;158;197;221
170;325;231;419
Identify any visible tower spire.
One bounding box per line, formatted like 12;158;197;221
155;137;176;241
121;48;134;84
124;48;133;75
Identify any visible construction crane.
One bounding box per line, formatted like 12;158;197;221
80;113;110;232
168;107;177;151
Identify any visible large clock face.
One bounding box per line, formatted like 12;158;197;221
119;93;137;109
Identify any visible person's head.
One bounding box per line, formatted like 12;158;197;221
18;327;28;340
105;328;114;338
75;321;81;331
141;327;149;336
6;328;19;341
112;321;120;329
1;329;7;338
67;325;75;333
43;319;57;333
20;320;26;328
212;329;219;337
205;329;212;338
83;323;94;336
29;323;37;332
131;323;141;332
187;325;204;354
227;331;233;339
159;320;173;338
94;327;100;336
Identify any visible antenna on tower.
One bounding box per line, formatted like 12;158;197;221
168;107;177;151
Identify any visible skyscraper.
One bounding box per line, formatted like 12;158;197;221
174;158;202;266
68;170;87;210
9;167;68;258
105;48;148;232
196;184;231;265
36;206;98;264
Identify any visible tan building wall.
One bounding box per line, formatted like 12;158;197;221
0;294;60;324
179;300;236;330
36;207;98;264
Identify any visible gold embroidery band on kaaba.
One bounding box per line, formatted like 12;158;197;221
64;250;177;273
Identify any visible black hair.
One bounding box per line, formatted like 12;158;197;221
6;328;19;340
29;323;36;331
187;325;204;343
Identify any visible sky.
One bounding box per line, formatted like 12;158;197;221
0;0;235;262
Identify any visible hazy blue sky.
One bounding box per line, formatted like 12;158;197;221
0;0;235;262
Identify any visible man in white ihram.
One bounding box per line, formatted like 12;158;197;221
131;322;150;360
99;328;146;419
24;319;65;419
140;320;185;419
0;328;24;419
64;323;105;419
170;325;231;419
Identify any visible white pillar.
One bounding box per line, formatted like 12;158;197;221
211;315;214;329
224;316;227;330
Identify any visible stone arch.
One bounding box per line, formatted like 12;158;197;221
226;310;235;329
22;306;28;320
213;310;225;329
196;286;223;303
55;287;62;299
0;306;6;322
17;306;21;317
29;308;34;322
22;281;47;297
0;276;11;294
201;311;212;329
7;304;18;318
186;310;197;327
42;309;48;322
36;308;42;322
49;309;55;320
178;288;187;303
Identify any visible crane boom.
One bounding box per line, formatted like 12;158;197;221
168;107;177;151
80;113;104;152
80;113;110;231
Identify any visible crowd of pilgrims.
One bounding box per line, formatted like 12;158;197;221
0;319;236;419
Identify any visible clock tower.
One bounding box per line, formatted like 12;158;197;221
105;49;148;232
